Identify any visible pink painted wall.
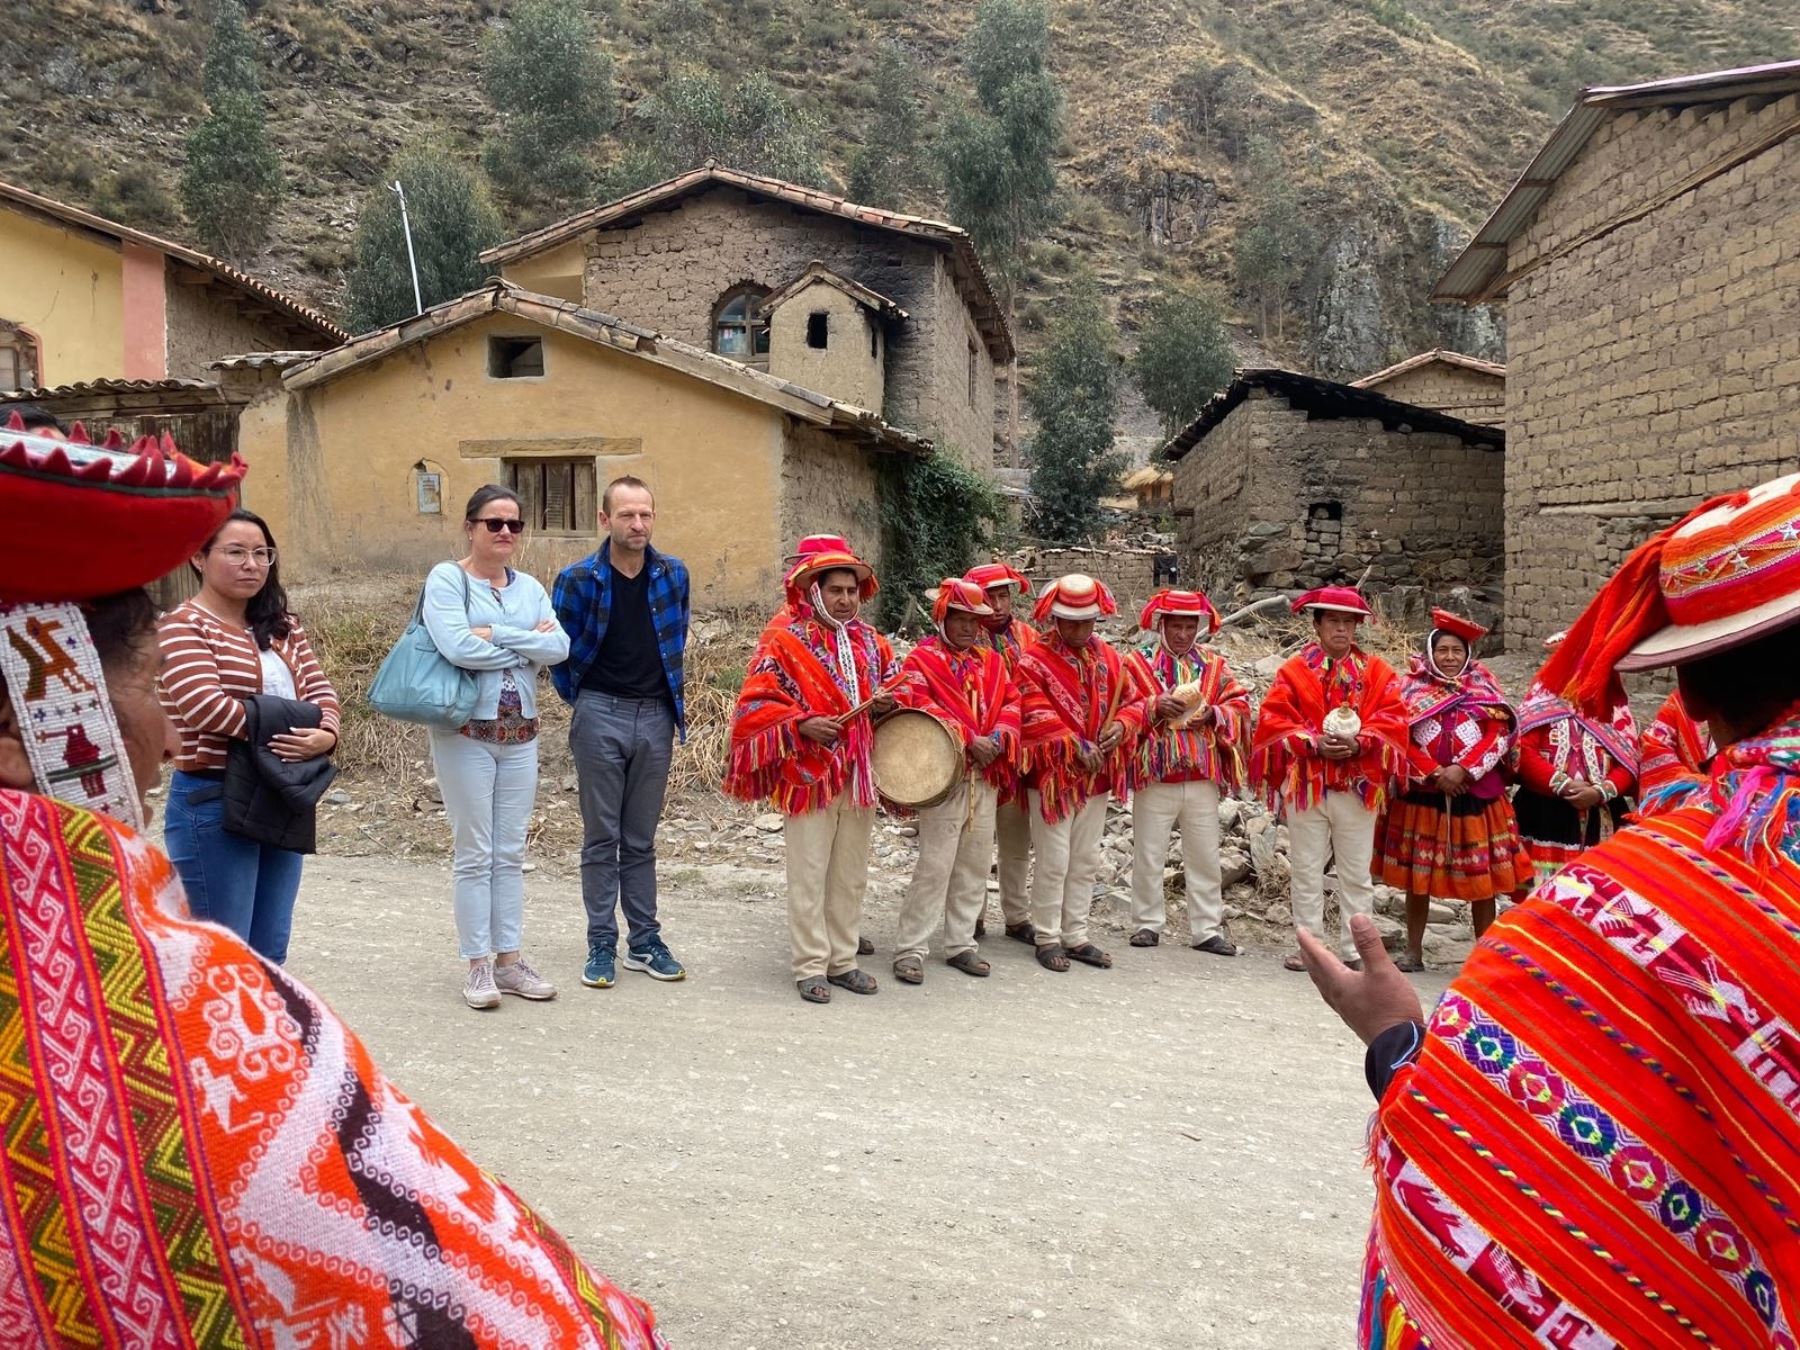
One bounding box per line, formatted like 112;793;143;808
120;242;167;380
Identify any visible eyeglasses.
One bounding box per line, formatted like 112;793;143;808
476;518;526;534
215;546;276;568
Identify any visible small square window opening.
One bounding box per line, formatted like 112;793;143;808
806;312;830;349
488;336;545;379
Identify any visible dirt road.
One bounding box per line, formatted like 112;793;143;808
290;851;1450;1349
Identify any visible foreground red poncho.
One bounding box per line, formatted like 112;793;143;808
724;613;897;814
1015;633;1144;822
1638;688;1717;816
0;789;663;1347
1250;643;1409;814
1362;710;1800;1349
891;635;1021;793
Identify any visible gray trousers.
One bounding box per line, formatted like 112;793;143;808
572;691;675;951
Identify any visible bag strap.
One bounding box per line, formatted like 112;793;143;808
413;562;479;627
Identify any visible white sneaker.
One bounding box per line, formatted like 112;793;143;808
464;959;501;1010
494;957;558;1001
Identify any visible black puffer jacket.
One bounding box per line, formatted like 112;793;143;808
223;695;339;853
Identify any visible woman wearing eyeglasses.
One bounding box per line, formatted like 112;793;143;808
423;484;571;1010
159;508;340;961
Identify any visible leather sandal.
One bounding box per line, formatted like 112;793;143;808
892;956;925;985
827;968;879;995
1005;922;1037;946
1192;935;1239;957
1035;943;1070;972
857;936;875;956
796;978;831;1004
1130;928;1160;947
946;950;990;977
1064;942;1113;969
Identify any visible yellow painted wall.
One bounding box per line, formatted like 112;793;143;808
244;312;795;607
498;239;586;304
0;207;126;385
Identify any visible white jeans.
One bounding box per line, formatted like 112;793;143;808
429;730;539;960
1287;791;1377;960
783;794;874;981
1130;780;1225;942
995;796;1033;927
896;779;997;962
1027;792;1109;949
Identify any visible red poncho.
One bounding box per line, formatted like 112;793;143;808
1638;688;1716;817
1016;633;1145;822
1124;643;1252;792
892;635;1021;793
1250;642;1408;814
724;614;896;815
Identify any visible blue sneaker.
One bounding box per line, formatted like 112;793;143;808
581;945;616;989
623;940;686;982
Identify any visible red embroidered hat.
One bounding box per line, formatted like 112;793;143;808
1033;574;1117;623
783;534;855;566
1428;609;1487;644
0;418;245;601
1292;586;1372;618
1138;588;1220;635
963;561;1032;596
1540;472;1800;713
927;578;995;624
785;544;878;603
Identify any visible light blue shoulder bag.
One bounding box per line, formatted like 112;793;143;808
368;565;481;727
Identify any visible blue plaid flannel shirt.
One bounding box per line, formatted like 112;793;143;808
551;542;690;738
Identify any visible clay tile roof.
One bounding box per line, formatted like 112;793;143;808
210;351;321;372
1351;349;1506;388
1160;368;1505;462
1435;59;1800;304
283;280;931;458
478;163;1013;362
761;262;909;320
0;376;222;400
0;179;347;344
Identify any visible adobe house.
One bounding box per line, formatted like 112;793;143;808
1351;349;1505;429
478;164;1014;471
1164;369;1505;623
1434;61;1800;644
225;283;927;607
0;179;344;391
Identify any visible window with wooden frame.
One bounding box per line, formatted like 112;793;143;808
0;323;41;394
712;286;771;363
505;457;596;534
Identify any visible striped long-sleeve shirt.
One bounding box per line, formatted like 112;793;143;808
157;600;341;773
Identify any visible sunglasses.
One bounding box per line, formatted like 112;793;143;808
475;518;526;534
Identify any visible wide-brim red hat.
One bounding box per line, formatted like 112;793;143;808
786;548;878;602
0;421;246;601
1033;574;1117;623
1139;588;1219;635
927;578;996;623
1293;586;1371;618
964;561;1032;596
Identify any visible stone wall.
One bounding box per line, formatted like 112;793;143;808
1010;546;1169;617
578;187;998;470
164;278;295;378
1173;390;1505;628
1504;90;1800;642
1367;363;1505;428
779;422;884;576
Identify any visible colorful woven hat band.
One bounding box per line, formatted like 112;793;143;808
784;549;879;604
930;578;995;625
1138;588;1219;634
964;562;1032;596
1656;478;1800;624
1032;574;1117;623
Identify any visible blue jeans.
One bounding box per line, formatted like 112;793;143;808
162;769;306;963
572;692;674;951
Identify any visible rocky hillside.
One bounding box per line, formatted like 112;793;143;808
3;0;1794;387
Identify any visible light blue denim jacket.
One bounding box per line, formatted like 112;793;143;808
421;561;570;721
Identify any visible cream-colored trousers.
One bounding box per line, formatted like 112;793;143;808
1027;792;1109;949
1286;791;1376;960
995;795;1033;927
783;794;874;981
895;778;997;963
1130;779;1225;942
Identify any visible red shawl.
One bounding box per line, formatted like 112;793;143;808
1016;634;1145;822
1250;643;1408;814
724;616;896;815
1512;682;1639;800
1395;654;1516;796
1638;689;1716;817
1124;643;1252;792
892;636;1021;793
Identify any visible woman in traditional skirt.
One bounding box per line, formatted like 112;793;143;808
1510;630;1638;890
1375;610;1531;971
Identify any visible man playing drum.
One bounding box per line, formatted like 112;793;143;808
1124;588;1253;956
889;579;1022;984
725;542;896;1003
964;562;1039;944
1016;575;1145;973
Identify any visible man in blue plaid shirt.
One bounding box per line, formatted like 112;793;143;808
552;476;690;990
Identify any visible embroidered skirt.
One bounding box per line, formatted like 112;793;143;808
1511;788;1629;886
1375;787;1532;902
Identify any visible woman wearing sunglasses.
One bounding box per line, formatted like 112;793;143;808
159;508;340;961
423;484;571;1010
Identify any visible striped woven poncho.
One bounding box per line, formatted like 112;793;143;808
1362;709;1800;1348
1638;688;1718;818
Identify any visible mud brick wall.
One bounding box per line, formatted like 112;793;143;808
579;187;998;471
779;423;883;576
1504;90;1800;643
1173;390;1505;622
1366;364;1505;428
1013;546;1165;617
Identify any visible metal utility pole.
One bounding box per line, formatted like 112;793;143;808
390;179;424;316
